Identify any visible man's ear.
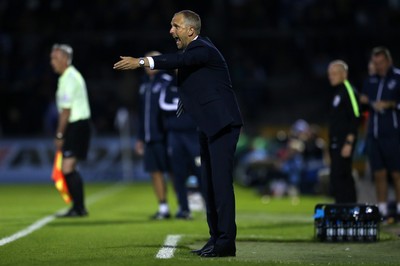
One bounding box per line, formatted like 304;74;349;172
188;27;195;36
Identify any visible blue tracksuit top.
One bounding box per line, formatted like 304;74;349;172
158;83;198;132
137;72;173;143
362;67;400;138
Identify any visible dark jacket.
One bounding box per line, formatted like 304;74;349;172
362;67;400;138
152;36;243;137
329;82;360;145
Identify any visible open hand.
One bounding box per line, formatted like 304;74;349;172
341;143;352;158
113;56;139;70
372;100;395;112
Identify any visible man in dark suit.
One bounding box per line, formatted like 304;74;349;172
114;10;243;257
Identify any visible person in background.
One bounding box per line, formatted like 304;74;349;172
327;60;360;203
135;51;172;220
360;46;400;222
159;79;203;219
50;44;91;217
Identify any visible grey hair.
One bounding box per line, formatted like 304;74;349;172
52;43;73;65
372;46;392;62
329;60;348;73
176;10;201;34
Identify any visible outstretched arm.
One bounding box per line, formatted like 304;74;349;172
113;56;150;70
114;43;208;71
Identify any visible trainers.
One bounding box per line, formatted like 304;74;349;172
151;212;171;220
188;192;205;211
175;211;193;220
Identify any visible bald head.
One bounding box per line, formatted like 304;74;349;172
327;60;348;86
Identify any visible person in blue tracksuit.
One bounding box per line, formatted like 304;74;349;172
159;82;202;219
361;46;400;221
136;51;172;220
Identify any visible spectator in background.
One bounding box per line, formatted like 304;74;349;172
358;60;376;180
281;119;308;197
360;60;376;106
361;47;400;222
159;71;204;219
135;51;172;220
50;44;91;217
279;120;326;196
327;60;360;203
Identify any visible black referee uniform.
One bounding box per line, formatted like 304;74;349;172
329;80;360;203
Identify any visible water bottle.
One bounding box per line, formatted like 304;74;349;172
365;221;377;241
336;219;345;242
314;206;325;241
327;206;338;241
356;220;365;241
364;206;379;241
345;220;355;241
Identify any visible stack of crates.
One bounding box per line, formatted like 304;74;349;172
314;203;381;242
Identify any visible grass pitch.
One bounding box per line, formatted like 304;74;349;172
0;182;399;266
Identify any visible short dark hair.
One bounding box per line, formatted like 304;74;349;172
176;10;201;34
371;46;392;61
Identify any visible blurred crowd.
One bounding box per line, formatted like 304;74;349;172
235;119;329;198
1;0;400;137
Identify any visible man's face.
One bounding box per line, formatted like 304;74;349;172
50;49;68;74
327;64;345;86
372;54;391;77
169;14;193;50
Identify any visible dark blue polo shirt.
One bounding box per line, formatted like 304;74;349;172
362;67;400;138
158;84;198;132
137;72;173;143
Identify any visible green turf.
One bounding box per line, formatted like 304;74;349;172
0;182;399;266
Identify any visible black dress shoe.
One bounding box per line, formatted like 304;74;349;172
191;245;214;255
200;248;236;258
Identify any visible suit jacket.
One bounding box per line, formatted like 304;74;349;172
153;36;243;137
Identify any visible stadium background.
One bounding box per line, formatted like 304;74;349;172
1;0;400;184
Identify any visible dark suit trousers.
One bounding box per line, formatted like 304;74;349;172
199;126;240;251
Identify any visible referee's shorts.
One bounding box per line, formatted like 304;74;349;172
63;119;91;160
144;141;169;172
367;136;400;172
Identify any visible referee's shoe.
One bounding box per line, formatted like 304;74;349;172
57;208;88;218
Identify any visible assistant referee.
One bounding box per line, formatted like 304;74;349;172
327;60;360;203
50;44;91;217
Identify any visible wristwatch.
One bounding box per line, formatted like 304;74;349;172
56;132;64;140
138;57;145;68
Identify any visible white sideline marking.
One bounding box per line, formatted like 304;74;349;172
0;215;55;247
156;234;182;259
0;183;126;247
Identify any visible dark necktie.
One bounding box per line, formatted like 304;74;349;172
176;100;184;117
